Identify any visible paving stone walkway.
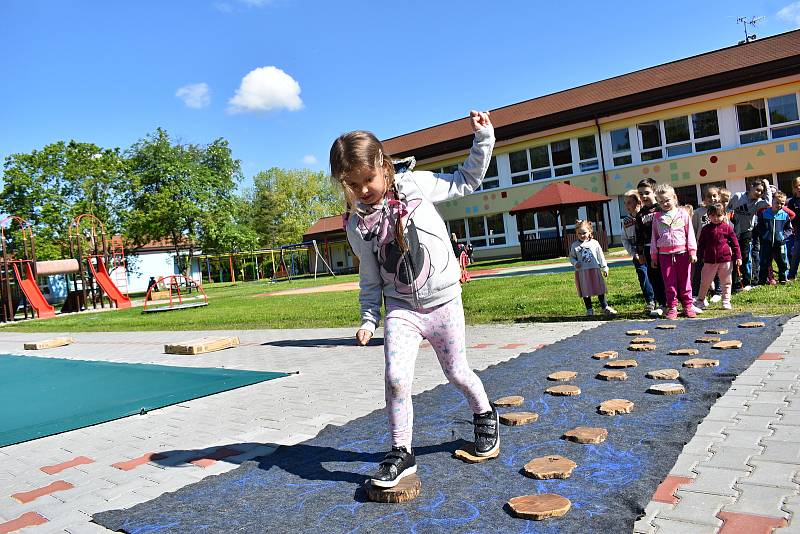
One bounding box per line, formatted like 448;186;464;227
0;317;797;533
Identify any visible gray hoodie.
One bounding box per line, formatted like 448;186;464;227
346;126;495;333
730;187;773;236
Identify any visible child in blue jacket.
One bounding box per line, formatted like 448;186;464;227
755;191;795;285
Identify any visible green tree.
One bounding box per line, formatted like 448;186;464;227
250;168;341;247
1;141;129;260
125;128;242;276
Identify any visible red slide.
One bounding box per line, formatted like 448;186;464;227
11;262;56;319
89;257;132;309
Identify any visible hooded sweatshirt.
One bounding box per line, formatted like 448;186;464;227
697;222;741;264
650;207;697;257
346;126;495;333
730;187;773;236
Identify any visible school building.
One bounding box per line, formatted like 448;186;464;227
381;29;800;260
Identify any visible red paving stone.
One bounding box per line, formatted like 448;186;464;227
717;511;787;533
11;480;74;504
112;452;167;471
651;475;694;504
469;343;494;349
757;352;784;360
40;455;94;475
468;268;500;277
0;512;48;533
501;343;526;349
188;446;244;468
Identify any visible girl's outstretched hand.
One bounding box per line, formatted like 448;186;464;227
356;329;373;346
470;110;492;131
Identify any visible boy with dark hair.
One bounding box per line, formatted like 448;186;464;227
635;178;665;317
621;189;657;314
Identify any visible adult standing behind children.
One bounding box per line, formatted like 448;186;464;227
330;110;499;489
730;177;774;291
621;189;657;315
694;203;741;311
569;219;617;316
635;178;666;316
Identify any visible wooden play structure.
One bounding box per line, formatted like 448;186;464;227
0;216;56;321
143;274;208;313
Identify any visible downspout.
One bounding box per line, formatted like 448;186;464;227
594;116;614;244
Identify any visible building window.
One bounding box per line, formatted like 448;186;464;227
662;111;722;156
610;128;632;166
737;93;800;144
550;140;573;176
777;169;800;195
448;214;507;248
476;156;499;191
691;110;722;151
518;207;578;238
638;121;664;161
577;135;599;171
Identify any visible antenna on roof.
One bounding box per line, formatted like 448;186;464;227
736;16;764;44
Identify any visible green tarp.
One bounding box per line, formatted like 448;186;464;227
0;354;288;448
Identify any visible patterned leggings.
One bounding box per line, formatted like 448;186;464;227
383;296;491;449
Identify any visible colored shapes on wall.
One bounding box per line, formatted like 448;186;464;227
484;204;490;210
699;169;707;177
501;191;508;198
642;167;650;174
776;144;785;154
592;186;598;192
790;142;798;151
710;155;718;163
624;181;633;190
653;165;661;172
669;162;678;170
491;193;496;200
590;175;598;182
473;205;479;213
671;173;679;182
613;173;622;181
682;172;690;180
728;164;737;173
465;207;471;215
745;162;754;170
483;194;489;200
756;148;765;156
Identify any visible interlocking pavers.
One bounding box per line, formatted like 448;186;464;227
743;459;800;489
718;428;773;449
758;440;800;464
705;446;761;471
731;415;776;431
744;402;787;417
723;482;793;518
658;491;735;526
678;466;743;497
651;517;719;533
767;425;800;443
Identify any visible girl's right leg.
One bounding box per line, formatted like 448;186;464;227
383;309;424;450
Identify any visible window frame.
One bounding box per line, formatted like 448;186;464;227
609;127;633;166
736;93;800;144
447;213;508;249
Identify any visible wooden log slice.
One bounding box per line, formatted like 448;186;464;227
598;399;634;415
683;358;719;368
656;324;677;329
499;412;539;426
739;321;765;328
630;337;656;344
646;369;680;380
592;350;618;360
494;395;524;407
507;494;571;520
545;385;581;396
647;383;686;395
522;455;577;479
669;348;700;356
628;344;656;351
696;336;721;343
626;329;649;336
562;426;608;444
364;474;421;503
713;340;743;350
453;444;500;463
605;359;638;368
23;336;76;350
596;370;628;381
705;328;729;335
547;370;577;381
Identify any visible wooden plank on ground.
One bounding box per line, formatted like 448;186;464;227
164;336;240;355
24;337;75;350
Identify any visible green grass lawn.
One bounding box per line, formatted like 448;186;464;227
2;263;797;333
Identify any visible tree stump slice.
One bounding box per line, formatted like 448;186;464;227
545;385;581;396
628;344;656;352
547;370;577;381
596;370;628;381
669;348;700;356
499;412;539;426
646;369;680;380
24;337;76;350
739;321;765;328
592;350;618;360
630;337;656;344
364;474;421;503
494;395;524;407
647;383;686;395
706;328;728;335
626;329;648;336
507;494;571;520
598;399;634;415
605;359;638;368
656;324;677;329
683;358;719;368
522;455;577;479
562;426;608;444
713;340;743;350
453;444;500;463
696;336;721;343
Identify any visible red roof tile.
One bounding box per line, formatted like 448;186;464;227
303;215;346;238
510;182;610;214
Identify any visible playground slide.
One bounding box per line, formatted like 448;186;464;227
11;262;56;319
90;258;132;309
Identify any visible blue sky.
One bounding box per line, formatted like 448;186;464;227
2;0;799;188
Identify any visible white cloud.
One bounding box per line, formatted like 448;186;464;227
302;154;318;165
175;82;210;108
228;66;303;114
240;0;272;5
778;2;800;25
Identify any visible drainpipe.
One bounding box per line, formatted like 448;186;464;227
594;116;614;244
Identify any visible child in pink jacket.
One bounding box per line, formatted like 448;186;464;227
651;184;699;319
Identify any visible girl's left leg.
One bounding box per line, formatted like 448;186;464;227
675;253;694;311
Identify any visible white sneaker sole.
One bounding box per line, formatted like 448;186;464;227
370;464;417;488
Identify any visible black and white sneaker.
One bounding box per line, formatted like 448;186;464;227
370;446;416;488
473;407;500;456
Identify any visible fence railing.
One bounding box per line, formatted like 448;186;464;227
520;223;608;260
